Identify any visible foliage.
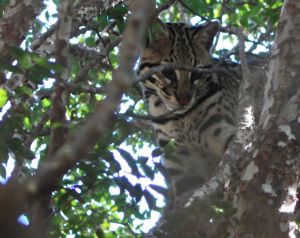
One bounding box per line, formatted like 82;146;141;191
0;0;282;237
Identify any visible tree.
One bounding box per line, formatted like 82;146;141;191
0;0;298;237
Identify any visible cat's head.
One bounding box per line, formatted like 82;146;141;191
140;20;219;113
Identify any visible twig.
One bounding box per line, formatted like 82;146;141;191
237;30;251;80
68;85;106;95
217;45;239;63
153;0;177;17
47;0;73;157
134;63;227;84
31;22;59;51
246;32;270;53
177;0;210;21
211;0;226;54
24;110;51;148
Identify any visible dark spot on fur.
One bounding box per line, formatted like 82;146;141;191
154;99;162;107
224;134;234;149
214;128;222;136
168;168;183;177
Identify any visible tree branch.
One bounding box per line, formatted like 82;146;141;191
30;1;73;234
25;0;156;200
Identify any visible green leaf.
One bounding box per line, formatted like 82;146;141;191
106;4;128;19
42;98;51;108
0;88;8;108
19;54;32;69
130;184;143;202
56;192;69;208
143;190;156;210
85;36;96;47
0;141;8;164
149;184;169;197
15;86;33;96
0;62;22;73
140;162;155;180
23;117;31;130
151;148;163;158
10;47;26;57
45;10;50;21
117;148;140;176
96;228;105;238
25;64;54;83
0;164;6;178
65;188;85;203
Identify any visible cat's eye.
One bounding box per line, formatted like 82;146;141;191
161;85;169;91
190;71;203;82
161;69;177;80
195;80;205;88
193;78;206;88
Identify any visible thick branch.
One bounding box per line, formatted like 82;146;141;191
47;1;73;157
30;1;74;235
233;1;300;237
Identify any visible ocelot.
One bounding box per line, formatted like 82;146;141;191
139;21;241;203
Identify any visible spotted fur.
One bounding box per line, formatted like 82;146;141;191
139;21;241;200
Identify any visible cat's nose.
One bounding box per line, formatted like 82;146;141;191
176;93;191;106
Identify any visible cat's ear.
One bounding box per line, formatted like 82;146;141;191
193;21;219;50
144;18;169;48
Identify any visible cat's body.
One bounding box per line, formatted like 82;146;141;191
139;21;240;201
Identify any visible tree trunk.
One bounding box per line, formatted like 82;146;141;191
233;1;300;236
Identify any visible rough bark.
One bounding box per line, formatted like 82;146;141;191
233;1;300;237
